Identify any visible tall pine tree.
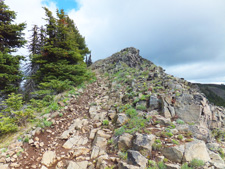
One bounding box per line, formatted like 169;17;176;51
0;1;26;94
31;8;90;95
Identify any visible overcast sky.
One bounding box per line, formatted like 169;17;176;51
5;0;225;84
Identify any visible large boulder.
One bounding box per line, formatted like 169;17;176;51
183;140;210;162
162;145;185;163
174;94;201;124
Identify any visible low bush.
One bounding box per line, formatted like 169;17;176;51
189;158;204;168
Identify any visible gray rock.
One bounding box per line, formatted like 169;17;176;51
116;113;128;126
165;163;180;169
189;125;211;142
214;163;225;169
162;145;184;163
91;146;100;159
175;94;201;124
133;133;155;156
118;161;140;169
118;133;133;150
207;143;220;152
127;150;148;168
93;136;107;150
208;151;224;165
67;161;88;169
168;105;175;117
154;115;171;126
0;163;9;169
41;151;56;167
149;95;160;110
183;140;210;162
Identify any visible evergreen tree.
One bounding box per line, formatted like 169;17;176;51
31;8;90;95
0;1;26;94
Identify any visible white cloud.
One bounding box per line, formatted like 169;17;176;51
5;0;57;56
4;0;225;83
67;0;225;83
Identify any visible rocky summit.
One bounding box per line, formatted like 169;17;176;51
1;47;225;169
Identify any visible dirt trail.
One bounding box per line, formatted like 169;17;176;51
7;73;115;169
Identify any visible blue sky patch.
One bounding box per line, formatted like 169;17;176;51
42;0;80;12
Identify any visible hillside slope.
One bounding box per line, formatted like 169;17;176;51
196;83;225;107
1;47;225;169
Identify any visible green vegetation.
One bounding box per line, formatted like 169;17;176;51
118;151;127;160
102;120;109;125
177;134;184;140
212;128;225;142
136;105;147;111
172;139;179;145
189;158;204;168
0;93;34;135
181;163;192;169
197;84;225;107
176;119;185;125
0;1;26;94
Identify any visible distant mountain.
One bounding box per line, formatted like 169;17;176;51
195;83;225;107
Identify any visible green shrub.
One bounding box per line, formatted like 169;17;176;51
152;143;162;151
103;120;109;125
185;138;194;142
218;148;225;159
181;163;192;169
166;132;173;137
177;134;184;140
126;108;137;118
155;139;162;144
172;139;179;145
23;136;29;143
163;158;168;163
49;101;59;111
115;126;126;136
0;93;34;135
189;158;204;168
176;119;185;124
118;151;127;160
43;120;53;127
136;105;147;111
157;161;166;169
126;116;147;130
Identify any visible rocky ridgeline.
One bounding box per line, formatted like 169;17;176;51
0;47;225;169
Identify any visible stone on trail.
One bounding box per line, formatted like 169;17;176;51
41;151;56;167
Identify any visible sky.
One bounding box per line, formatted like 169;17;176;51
5;0;225;84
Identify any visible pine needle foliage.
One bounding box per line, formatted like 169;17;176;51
0;1;26;94
29;8;90;98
